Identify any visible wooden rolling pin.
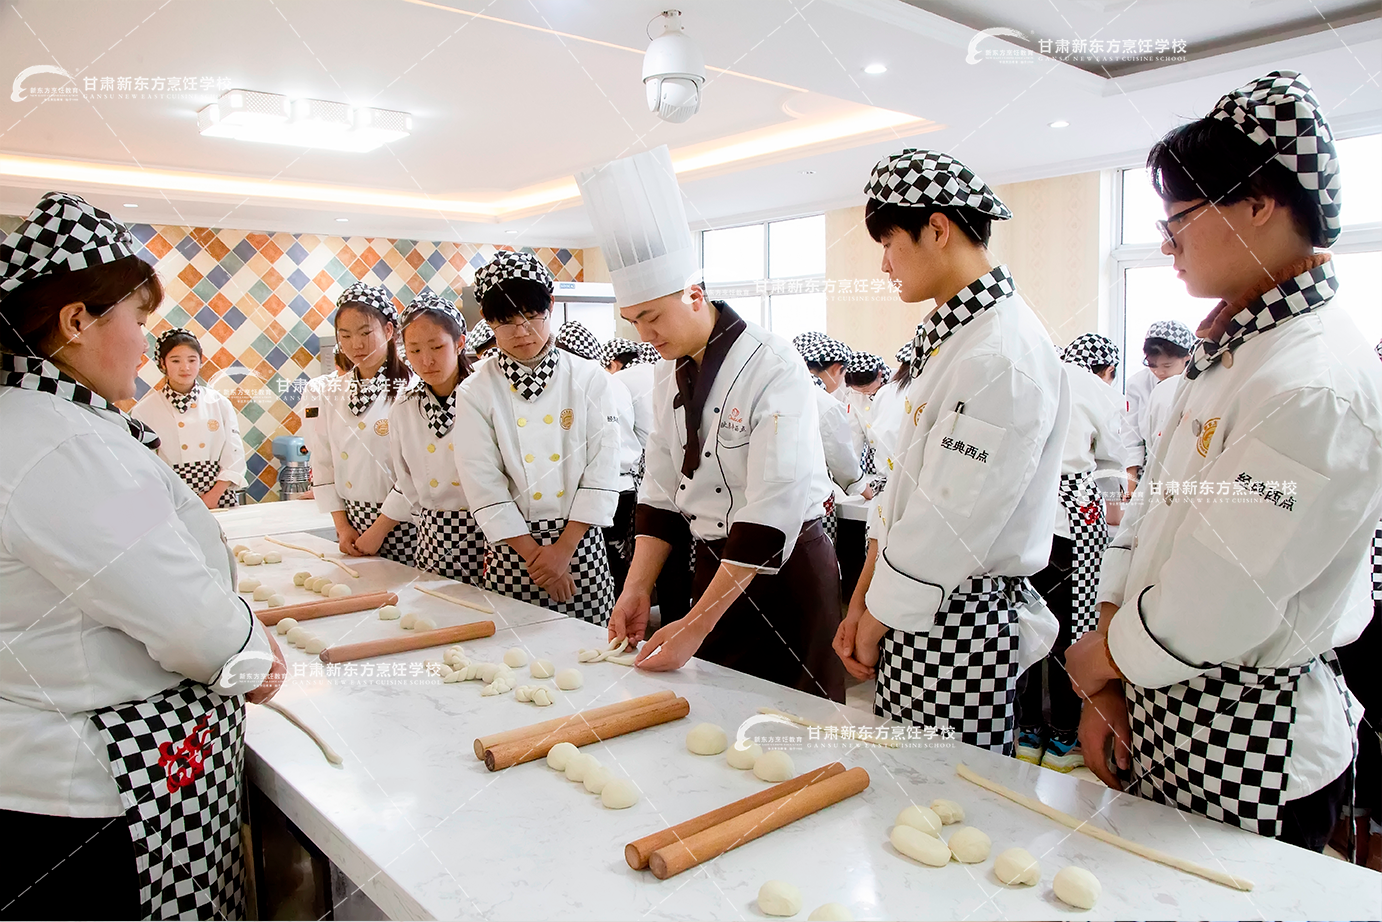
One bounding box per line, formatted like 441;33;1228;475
626;763;846;870
319;620;496;664
257;591;398;627
484;696;690;771
473;691;678;761
649;766;870;880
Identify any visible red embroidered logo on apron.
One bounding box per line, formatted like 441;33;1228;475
158;718;210;792
1079;502;1101;525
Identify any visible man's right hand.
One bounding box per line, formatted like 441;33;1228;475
609;588;652;644
246;631;287;705
1079;683;1132;790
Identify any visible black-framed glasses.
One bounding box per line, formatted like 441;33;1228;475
1155;200;1212;246
491;309;550;332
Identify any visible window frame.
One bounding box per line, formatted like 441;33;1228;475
700;214;827;333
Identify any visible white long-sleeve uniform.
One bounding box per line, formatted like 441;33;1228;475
1098;301;1381;798
304;373;415;516
382;384;472;522
813;385;865;494
1139;374;1180;462
866;293;1070;632
1057;365;1133;539
455;350;620;541
132;384;247;490
605;372;643;491
1122;367;1160;468
0;389;272;817
614;362;657;448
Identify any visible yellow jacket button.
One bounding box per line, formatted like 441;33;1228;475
427;444;436;453
524;453;535;463
181;443;188;450
341;451;348;460
429;478;439;488
517;417;527;427
199;442;206;449
448;443;453;451
177;421;185;428
346;481;352;488
532;491;542;500
549;453;560;462
543;414;554;424
451;480;460;486
358;422;365;429
556;490;565;497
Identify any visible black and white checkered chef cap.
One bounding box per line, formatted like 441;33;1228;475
336;281;398;326
793;331;853;366
473;250;554;305
1060;333;1120;372
0;192;137;298
599;337;640;368
1145;320;1196;352
1209;70;1341;247
556;320;602;361
401;290;465;331
864;149;1012;219
845;351;888;376
469;318;494;346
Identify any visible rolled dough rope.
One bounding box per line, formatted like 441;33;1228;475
415;585;497;614
756;707;901;749
954;763;1254;891
264;535;360;578
262;701;343;766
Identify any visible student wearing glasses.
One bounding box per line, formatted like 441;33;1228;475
1122;319;1196;481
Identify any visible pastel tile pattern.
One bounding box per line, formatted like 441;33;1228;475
123;225;583;502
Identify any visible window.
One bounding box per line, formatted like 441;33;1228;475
702;215;826;335
556;300;615;342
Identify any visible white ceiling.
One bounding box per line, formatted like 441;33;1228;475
1;0;1378;247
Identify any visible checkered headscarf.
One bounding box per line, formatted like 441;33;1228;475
1061;333;1120;373
469;318;495;347
1145;320;1196;352
911;265;1016;376
1209;70;1341;246
401;291;464;333
473;250;554;305
556;320;602;361
845;351;888;376
0;192;137;298
337;282;398;327
865;150;1012;219
793;332;852;366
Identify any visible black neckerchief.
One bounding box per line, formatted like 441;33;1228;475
674;301;747;478
1;353;160;449
164;382;200;414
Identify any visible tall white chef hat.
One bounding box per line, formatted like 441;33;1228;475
575;146;699;309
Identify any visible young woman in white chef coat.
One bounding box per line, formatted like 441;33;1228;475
1122;320;1194;478
379;292;485;584
1067;71;1380;851
132;327;246;509
306;282;418;564
793;332;864;543
454;252;620;623
842;351;890;499
0;192;283;919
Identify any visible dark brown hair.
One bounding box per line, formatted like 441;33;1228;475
0;256;163;357
333;349;354;373
156;329;203;369
335;301;410;395
400;305;473;384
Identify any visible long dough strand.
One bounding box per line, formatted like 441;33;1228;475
263;536;360;578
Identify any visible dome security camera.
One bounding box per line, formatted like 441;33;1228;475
643;10;705;123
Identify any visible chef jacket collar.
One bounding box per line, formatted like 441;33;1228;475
674;300;746;478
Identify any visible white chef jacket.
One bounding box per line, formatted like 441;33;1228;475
866;293;1070;633
382;383;471;521
1056;365;1133;539
305;371;416;515
813;385;864;494
1122;367;1160;469
859;380;908;480
1139;374;1180;461
637;306;832;574
455;348;620;542
0;388;272;817
615;362;657;448
132;384;247;490
1098;302;1381;798
605;372;643;490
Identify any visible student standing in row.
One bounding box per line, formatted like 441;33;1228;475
132;326;246;509
455;252;620;623
1123;320;1194;478
306;282;417;563
842;351;890;499
469;317;497;360
794;332;865;543
833;149;1068;752
1069;71;1379;851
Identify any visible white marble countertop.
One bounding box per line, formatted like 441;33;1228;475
215;500;334;540
244;604;1380;920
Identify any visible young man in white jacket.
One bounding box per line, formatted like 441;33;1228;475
1067;71;1380;851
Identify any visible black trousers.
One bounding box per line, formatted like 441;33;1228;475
1280;768;1350;852
1017;536;1083;734
0;809;139;920
1332;600;1380;817
652;529;694;625
693;520;846;702
604;490;638;597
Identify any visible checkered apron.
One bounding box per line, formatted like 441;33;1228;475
1057;471;1105;637
89;681;246;920
1122;658;1333;838
1371;520;1381;602
874;576;1023;753
344;498;417;566
482;518;614;625
414;507;486;586
171;459;239;508
822;495;838;544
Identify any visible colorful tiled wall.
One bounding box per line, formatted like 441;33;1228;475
110;224;583;502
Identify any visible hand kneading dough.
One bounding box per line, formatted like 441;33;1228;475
890;824;950;867
757;881;803;917
293;571;311;586
896;804;942;837
547;741;579;771
378;605;402;621
502;648;528;668
993;847;1040;886
399;612;417;629
303;637;327;654
275;618;298;635
238;578;260;593
1053;866;1100;910
930;798;964;825
252;585;274;601
946;826;990;863
242;552;263;566
808;903;853;921
726;741;763;769
686;723;728;756
266;593;285;607
327;583;352;598
753;750;795;782
582;765;612;794
554;668;583;690
530;658;555;678
600;778;639;809
263;551;282;564
412;616;437;632
564;753;596;783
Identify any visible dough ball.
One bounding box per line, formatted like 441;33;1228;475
303;637;327;655
399;612;417;629
726;741;763;770
327;583;352;598
241;552;263;566
890;824;950;867
502;648;528;668
753;750;795;783
309;577;329;593
532;688;554;707
946;826;990;863
293;571;311;586
232;544;250;555
1053;866;1100;910
600;778;639;809
807;903;852;921
546;741;579;771
263;551;282;564
686;723;728;756
757;881;803;918
582;765;612;795
554;668;583;691
285;626;309;645
413;616;437;632
993;847;1040;886
252;585;274;601
564;753;596;783
378;605;402;621
275;617;298;635
479;682;503;697
317;581;335;595
515;685;534;703
266;593;285;608
896;804;942;837
930;798;964;825
237;578;260;593
530;658;555;678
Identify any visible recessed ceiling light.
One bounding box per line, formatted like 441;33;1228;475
863;63;887;75
123;202;138;208
800;170;816;175
505;229;519;234
336;217;348;222
1049;119;1070;128
197;88;411;153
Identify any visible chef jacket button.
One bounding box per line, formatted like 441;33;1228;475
430;478;439;487
679;484;686;490
532;491;542;500
525;453;535;463
557;490;565;497
713;407;719;413
1192;419;1202;436
448;443;453;451
1164;491;1174;506
1222;351;1234;368
341;451;348;460
517;417;527;427
544;414;553;424
550;453;560;461
704;451;711;458
510;384;517;392
427;444;436;453
689;514;696;520
181;443;188;450
346;481;352;488
451;480;460;486
177;421;185;428
358;422;365;430
199;442;205;448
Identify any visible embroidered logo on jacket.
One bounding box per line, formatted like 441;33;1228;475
1197;417;1219;457
374;419;389;437
158;718;210;793
941;436;988;463
207;418;219;432
560;408;574;430
1234;471;1297;511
